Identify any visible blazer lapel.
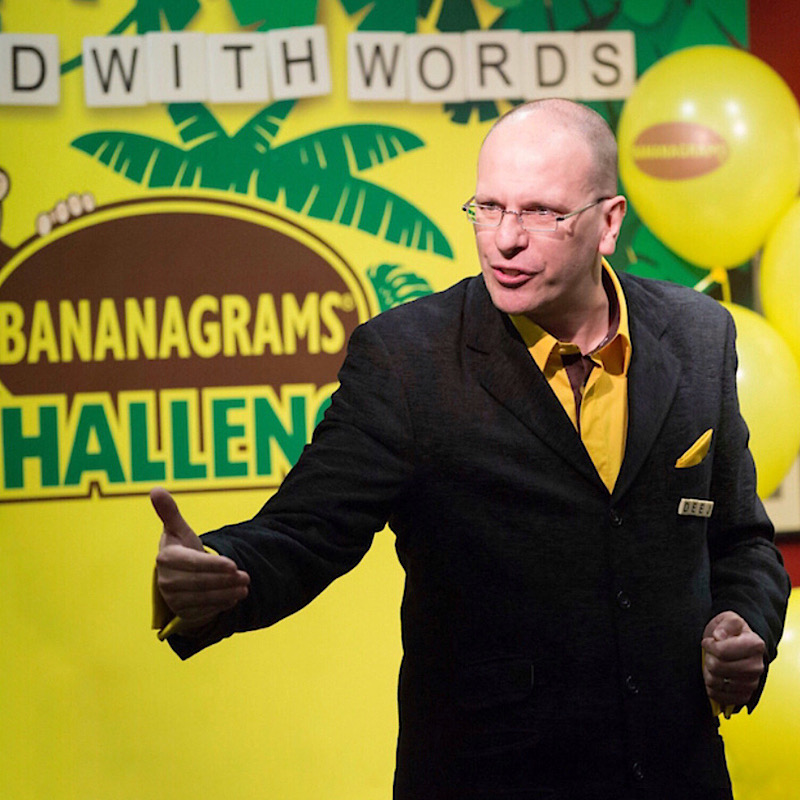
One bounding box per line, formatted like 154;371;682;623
463;277;604;490
612;274;681;501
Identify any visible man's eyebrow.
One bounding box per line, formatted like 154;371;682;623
474;195;557;211
474;195;535;207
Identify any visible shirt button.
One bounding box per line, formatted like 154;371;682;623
632;762;645;781
609;508;623;527
616;591;631;610
625;675;639;694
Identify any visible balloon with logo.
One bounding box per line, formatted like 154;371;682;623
760;199;800;371
723;302;800;498
618;46;800;275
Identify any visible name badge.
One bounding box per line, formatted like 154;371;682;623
678;498;714;518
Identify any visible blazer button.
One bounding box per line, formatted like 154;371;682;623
632;762;645;781
609;508;623;527
625;674;639;694
616;591;631;609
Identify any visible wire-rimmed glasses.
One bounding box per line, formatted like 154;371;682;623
461;196;610;232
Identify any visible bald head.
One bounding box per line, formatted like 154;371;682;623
482;100;619;197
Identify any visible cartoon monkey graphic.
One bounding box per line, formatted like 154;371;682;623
35;190;97;237
0;166;96;268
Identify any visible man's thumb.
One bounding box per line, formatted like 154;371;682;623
713;611;746;641
150;487;201;549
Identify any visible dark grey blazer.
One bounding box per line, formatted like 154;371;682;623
171;272;790;800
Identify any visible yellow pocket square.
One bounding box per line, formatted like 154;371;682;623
675;428;713;468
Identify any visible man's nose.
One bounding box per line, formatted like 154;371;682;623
494;211;529;255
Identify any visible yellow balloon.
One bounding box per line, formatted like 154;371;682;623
724;588;800;800
723;303;800;498
619;46;800;269
761;199;800;371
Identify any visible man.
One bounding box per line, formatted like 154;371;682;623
152;100;790;799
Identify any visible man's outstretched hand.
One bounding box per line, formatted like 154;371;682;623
152;487;250;631
702;611;766;710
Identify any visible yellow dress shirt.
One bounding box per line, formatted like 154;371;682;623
510;262;632;493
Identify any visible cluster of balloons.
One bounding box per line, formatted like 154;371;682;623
618;46;800;498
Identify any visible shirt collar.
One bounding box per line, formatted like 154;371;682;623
510;259;632;376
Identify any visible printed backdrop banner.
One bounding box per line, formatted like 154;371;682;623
5;3;796;800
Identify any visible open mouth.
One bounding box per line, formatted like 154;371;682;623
491;265;536;284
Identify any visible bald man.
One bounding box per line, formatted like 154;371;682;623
153;100;789;800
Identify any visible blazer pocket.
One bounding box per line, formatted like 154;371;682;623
668;459;714;513
454;657;541;761
675;428;713;468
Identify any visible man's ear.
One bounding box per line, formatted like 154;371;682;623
598;195;627;257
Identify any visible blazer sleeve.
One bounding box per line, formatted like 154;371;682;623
166;320;415;659
706;312;791;705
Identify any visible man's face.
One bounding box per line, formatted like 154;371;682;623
473;115;621;326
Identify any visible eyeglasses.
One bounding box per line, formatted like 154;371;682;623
461;196;610;232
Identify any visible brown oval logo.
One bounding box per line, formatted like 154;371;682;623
632;122;729;180
0;197;371;399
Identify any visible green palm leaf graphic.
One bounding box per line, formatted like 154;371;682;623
339;0;417;32
128;0;201;33
265;127;452;255
227;0;319;29
167;103;230;146
228;100;297;152
61;0;200;74
367;264;434;311
71;102;453;258
228;0;417;33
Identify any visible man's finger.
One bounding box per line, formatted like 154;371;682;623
156;541;238;574
167;585;250;617
156;549;250;584
703;633;766;665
